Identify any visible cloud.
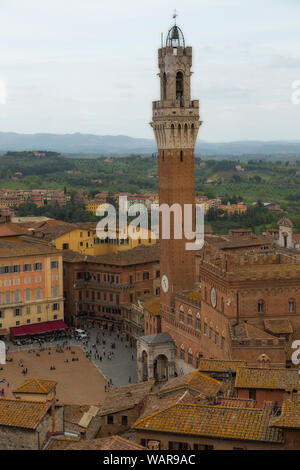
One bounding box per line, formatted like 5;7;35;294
270;54;300;69
0;80;6;105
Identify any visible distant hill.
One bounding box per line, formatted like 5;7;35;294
1;132;300;156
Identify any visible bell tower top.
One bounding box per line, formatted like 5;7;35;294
151;20;201;150
166;24;185;49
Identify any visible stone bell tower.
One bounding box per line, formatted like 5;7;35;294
151;22;201;322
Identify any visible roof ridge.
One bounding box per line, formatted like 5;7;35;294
185;371;197;384
0;397;48;405
134;402;180;426
110;380;155;391
35;378;48;393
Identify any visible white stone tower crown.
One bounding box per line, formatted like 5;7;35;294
151;24;202;150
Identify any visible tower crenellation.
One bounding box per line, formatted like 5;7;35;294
151;27;201;150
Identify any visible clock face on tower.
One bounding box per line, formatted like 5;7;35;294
210;287;217;308
161;275;169;293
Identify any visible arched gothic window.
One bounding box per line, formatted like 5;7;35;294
258;300;265;314
163;73;167;100
288;298;296;313
176;71;184;99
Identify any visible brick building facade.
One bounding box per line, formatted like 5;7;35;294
62;245;159;342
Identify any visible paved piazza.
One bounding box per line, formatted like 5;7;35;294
0;327;137;404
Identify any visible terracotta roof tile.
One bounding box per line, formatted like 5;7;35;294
100;381;155;415
142;296;160;315
270;400;300;429
216;397;256;408
14;378;57;394
63;404;101;433
159;371;225;397
65;435;145;450
0;239;60;258
264;319;293;335
0;398;50;430
45;435;81;450
235;367;299;391
139;389;203;420
198;359;246;373
63;244;159;266
230;322;278;341
134;403;284;444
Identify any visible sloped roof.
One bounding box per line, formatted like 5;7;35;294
0;223;27;237
270;400;300;429
203;234;272;250
264;319;293;335
0;239;60;258
100;381;155;415
230;321;278;341
159;371;225;397
0;398;50;430
63;404;100;434
78;405;100;428
216;397;256;408
45;435;81;450
140;333;173;345
62;244;159;266
134;403;284;444
65;435;145;450
14;378;57;394
198;359;246;373
139;389;203;420
278;217;293;228
235;367;299;391
142;296;160;315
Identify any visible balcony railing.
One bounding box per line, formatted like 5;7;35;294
74;279;134;289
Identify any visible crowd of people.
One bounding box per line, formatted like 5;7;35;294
79;323;136;387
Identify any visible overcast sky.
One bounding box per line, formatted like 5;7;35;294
0;0;300;142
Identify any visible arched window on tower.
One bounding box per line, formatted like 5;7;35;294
180;150;183;162
176;71;184;100
191;123;195;139
180;344;185;360
188;348;193;365
163;73;167;100
184;123;188;144
288;298;296;313
258;300;265;314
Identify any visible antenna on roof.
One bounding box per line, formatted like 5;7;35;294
173;9;178;25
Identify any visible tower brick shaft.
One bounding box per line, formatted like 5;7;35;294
151;25;202;316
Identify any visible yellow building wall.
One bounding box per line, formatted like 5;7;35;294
85;202;109;215
55;227;156;256
0;254;64;331
55;229;95;255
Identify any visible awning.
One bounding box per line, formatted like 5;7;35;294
0;328;9;337
11;320;68;337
